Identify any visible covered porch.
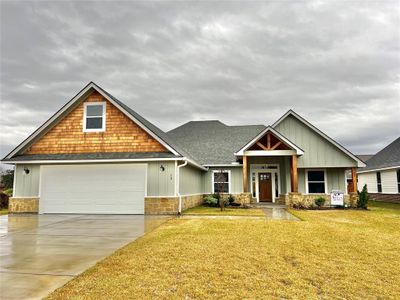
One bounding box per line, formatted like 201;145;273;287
236;127;358;206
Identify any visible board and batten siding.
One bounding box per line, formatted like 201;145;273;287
14;165;41;197
274;115;356;168
179;165;205;195
147;161;175;197
204;167;243;194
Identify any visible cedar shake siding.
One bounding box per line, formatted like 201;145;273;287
25;91;168;154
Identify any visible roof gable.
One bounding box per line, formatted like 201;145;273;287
358;137;400;172
4;82;182;159
235;126;304;156
24;90;168;155
273;110;365;168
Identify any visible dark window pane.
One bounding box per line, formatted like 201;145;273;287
397;170;400;182
376;172;381;183
378;184;382;193
308;171;324;182
214;172;228;182
214;183;228;193
86;105;103;116
86;117;103;129
308;182;325;193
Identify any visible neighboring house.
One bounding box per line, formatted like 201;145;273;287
2;82;365;214
345;154;374;193
357;137;400;202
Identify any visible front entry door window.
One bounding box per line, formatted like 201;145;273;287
259;173;272;202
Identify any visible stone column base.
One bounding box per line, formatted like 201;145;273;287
9;197;39;213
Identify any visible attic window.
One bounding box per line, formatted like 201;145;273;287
83;102;106;132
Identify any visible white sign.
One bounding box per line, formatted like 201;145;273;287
331;191;344;206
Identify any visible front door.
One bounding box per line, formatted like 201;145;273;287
259;172;272;202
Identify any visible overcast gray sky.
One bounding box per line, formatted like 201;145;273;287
1;0;399;168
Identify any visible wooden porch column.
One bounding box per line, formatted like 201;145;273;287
351;167;357;193
243;155;248;193
291;155;298;193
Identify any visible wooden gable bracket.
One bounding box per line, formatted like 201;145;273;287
256;142;269;151
256;133;283;151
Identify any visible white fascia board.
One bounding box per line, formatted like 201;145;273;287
357;165;400;174
273;110;366;168
5;82;181;159
235;126;304;156
243;150;297;156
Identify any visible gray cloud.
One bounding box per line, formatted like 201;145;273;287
1;0;399;166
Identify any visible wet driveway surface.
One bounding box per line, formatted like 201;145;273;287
0;214;171;300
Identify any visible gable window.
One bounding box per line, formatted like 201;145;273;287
397;170;400;193
377;172;382;193
212;170;230;193
83;102;106;132
306;170;326;194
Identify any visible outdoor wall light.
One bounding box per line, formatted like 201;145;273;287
23;168;30;174
160;165;165;172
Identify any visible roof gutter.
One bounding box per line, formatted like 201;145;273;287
357;165;400;174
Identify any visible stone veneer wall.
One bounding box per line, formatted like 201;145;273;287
9;197;39;213
145;197;178;215
181;194;204;211
282;192;358;208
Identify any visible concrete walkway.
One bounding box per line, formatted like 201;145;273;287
0;214;171;300
182;207;300;221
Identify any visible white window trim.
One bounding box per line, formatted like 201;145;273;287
305;169;328;194
83;102;106;132
212;170;231;194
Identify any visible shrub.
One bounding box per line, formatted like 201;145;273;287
315;197;326;208
0;193;8;209
0;169;14;189
204;195;218;207
357;184;369;209
3;188;13;197
228;194;235;205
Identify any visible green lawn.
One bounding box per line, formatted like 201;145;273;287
183;205;266;216
0;209;8;215
48;202;400;299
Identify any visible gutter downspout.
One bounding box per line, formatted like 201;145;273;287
176;160;188;215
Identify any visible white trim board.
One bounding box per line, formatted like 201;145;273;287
357;165;400;174
272;110;366;168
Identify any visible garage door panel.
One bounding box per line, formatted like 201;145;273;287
40;164;146;214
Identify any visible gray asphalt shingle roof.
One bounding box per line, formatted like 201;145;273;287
167;121;266;165
93;83;199;160
361;137;400;171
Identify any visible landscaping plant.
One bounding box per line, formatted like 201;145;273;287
204;195;218;207
228;194;235;205
357;184;369;209
314;197;326;208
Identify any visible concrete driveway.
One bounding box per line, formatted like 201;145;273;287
0;214;171;300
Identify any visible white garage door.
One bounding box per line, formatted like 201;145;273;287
40;164;146;214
